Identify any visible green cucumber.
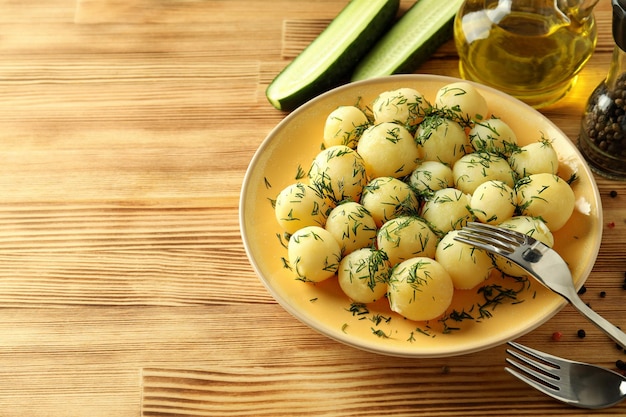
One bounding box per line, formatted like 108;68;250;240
351;0;463;81
266;0;400;111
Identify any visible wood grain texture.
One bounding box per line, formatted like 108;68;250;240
0;0;623;416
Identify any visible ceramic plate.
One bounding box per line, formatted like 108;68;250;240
240;74;602;358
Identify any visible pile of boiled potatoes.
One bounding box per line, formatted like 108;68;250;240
274;82;576;322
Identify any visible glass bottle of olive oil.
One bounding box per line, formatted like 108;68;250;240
454;0;598;108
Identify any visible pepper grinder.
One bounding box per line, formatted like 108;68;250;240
579;0;626;179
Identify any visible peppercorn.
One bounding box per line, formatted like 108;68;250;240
610;190;618;198
617;359;626;370
552;331;563;342
578;285;587;295
577;329;586;338
600;291;607;298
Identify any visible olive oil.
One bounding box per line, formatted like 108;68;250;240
454;3;597;108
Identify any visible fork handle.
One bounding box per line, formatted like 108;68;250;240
568;294;626;349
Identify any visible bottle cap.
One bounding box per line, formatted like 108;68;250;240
614;0;626;50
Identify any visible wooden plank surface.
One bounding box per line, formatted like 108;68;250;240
0;0;624;416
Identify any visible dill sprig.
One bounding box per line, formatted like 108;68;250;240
371;328;391;338
424;103;474;129
346;302;370;317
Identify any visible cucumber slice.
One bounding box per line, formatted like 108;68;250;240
266;0;400;111
351;0;464;81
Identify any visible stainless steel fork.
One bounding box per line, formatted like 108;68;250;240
506;341;626;409
455;222;626;349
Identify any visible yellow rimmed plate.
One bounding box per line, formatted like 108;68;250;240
240;74;602;358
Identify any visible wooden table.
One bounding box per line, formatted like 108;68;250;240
1;1;624;416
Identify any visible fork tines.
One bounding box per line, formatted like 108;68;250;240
455;222;523;254
505;342;562;393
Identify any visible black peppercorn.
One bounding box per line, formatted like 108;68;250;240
577;329;586;338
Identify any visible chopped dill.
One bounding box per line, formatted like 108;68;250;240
370;314;392;326
346;302;370;317
371;328;391;338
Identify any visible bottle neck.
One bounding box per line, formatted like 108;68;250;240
558;0;598;23
606;45;626;90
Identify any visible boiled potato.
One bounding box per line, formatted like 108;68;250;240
435;81;489;122
361;177;420;227
421;188;473;234
325;201;377;255
323;105;370;149
453;152;516;195
509;140;559;177
470;180;516;224
468;118;518;156
288;226;342;283
409;160;454;194
357;122;421;178
372;87;429;126
494;216;554;277
435;230;494;290
516;173;575;231
387;257;454;321
275;182;330;234
337;248;390;303
415;116;469;166
308;145;367;203
498;216;555;248
377;216;439;265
